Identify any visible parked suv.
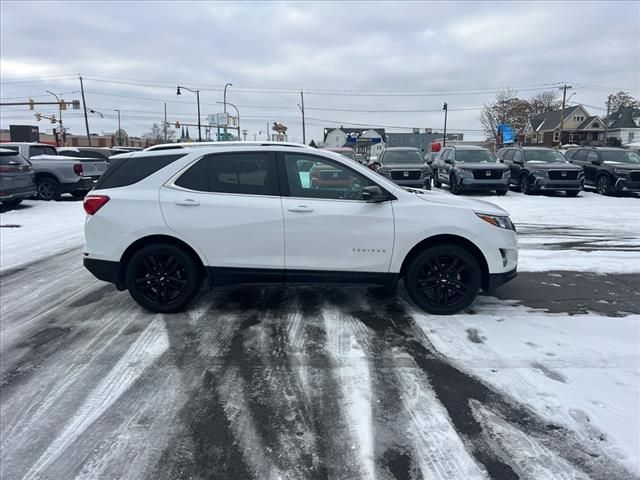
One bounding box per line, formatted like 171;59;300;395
433;146;509;195
0;148;36;208
497;146;584;196
564;147;640;195
83;146;517;315
371;147;432;189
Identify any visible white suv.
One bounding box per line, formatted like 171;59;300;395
83;145;518;314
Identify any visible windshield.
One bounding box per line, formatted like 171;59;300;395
455;150;497;163
338;150;357;161
382;150;423;165
524;150;567;163
601;150;640;164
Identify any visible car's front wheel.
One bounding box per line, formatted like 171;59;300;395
596;174;613;195
405;245;481;315
125;243;202;313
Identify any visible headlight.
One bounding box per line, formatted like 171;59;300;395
502;170;510;178
614;169;629;176
476;213;516;231
530;169;546;176
457;168;473;176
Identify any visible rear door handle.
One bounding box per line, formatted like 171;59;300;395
288;205;314;213
175;199;200;206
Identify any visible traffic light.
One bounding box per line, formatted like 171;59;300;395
60;100;67;111
50;115;57;124
175;121;180;128
35;113;42;121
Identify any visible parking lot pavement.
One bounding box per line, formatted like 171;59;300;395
1;246;638;480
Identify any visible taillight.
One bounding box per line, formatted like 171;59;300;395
73;163;83;176
83;195;110;215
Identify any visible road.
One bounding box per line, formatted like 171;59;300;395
1;245;638;480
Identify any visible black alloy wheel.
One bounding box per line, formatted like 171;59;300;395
37;178;60;201
405;245;481;315
125;244;201;313
520;173;535;195
596;174;612;196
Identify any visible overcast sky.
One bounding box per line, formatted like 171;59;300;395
1;1;638;143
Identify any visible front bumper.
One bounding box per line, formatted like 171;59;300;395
486;267;517;293
459;178;510;191
532;176;583;191
383;171;431;187
614;178;640;192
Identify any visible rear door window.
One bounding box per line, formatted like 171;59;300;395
573;149;588;161
29;145;57;157
502;150;514;161
175;152;279;196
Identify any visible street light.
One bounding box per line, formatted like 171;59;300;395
114;109;122;146
89;108;104;118
177;85;202;142
442;102;448;148
223;82;233;136
46;90;63;146
216;101;240;141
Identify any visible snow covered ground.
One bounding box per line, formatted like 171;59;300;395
1;191;639;479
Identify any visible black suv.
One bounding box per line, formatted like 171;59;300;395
497;146;584;196
371;147;432;190
564;147;640;195
433;145;509;195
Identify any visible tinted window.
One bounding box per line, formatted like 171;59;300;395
600;150;640;164
502;150;515;161
1;146;19;153
440;150;449;161
175;152;278;195
573;149;589;161
524;149;567;163
512;151;523;163
60;150;107;159
454;149;497;163
587;151;600;163
563;149;576;159
29;145;57;157
381;150;423;165
284;154;375;200
94;153;186;190
0;152;29;165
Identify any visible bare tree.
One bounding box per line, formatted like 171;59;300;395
143;122;176;142
479;89;530;142
607;91;640;113
529;91;562;116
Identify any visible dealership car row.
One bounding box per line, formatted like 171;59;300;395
1;141;639;209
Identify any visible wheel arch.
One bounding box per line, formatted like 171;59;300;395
399;234;490;291
117;234;207;290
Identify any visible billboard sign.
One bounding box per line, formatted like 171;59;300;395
498;124;515;144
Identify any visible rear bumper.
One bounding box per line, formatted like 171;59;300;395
61;177;96;194
84;257;123;289
486;267;517;293
0;185;37;201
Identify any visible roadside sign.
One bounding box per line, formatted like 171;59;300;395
498;124;515;144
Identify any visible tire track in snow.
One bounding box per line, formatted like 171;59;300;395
22;316;169;480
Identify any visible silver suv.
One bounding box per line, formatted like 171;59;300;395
371;147;432;189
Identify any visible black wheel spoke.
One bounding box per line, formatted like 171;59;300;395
167;277;187;291
165;257;180;275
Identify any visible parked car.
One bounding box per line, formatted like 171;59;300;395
434;146;509;195
0;148;36;208
83;145;518;315
322;147;358;163
1;142;107;200
564;147;640;195
371;147;432;190
497;146;584;196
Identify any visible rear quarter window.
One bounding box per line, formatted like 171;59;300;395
94;153;186;190
0;152;30;165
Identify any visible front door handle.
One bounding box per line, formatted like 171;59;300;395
288;205;314;213
175;199;200;206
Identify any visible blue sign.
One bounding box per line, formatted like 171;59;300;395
498;124;515;144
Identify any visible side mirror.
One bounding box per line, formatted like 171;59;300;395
362;185;391;203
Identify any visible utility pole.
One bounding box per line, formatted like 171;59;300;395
557;83;572;148
603;95;611;147
164;102;168;142
442;102;448;148
79;75;91;146
242;129;248;141
115;109;122;146
300;90;306;144
223;82;232;138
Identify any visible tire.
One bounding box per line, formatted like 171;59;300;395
433;170;441;188
596;174;613;196
1;198;23;208
520;173;535;195
565;190;580;197
72;191;88;199
405;245;481;315
496;189;508;196
125;243;202;313
36;177;61;201
449;175;460;195
423;178;432;190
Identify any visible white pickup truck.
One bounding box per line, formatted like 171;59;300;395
1;142;108;200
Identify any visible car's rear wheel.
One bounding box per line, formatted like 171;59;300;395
565;190;580;197
125;244;202;313
433;170;441;188
1;198;23;208
405;245;481;315
37;177;60;201
596;174;612;195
